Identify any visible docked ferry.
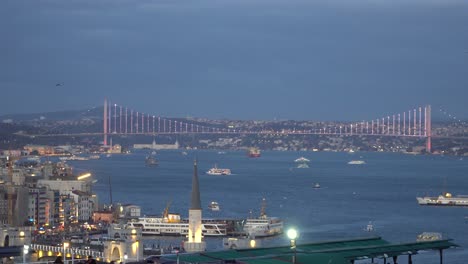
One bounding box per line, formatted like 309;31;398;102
128;214;227;236
417;192;468;206
243;199;283;237
206;165;231;175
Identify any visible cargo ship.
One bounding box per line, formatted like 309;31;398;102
417;192;468;206
247;147;261;158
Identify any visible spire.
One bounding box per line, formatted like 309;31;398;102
190;159;201;210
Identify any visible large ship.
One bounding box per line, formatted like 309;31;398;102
417;192;468;206
247;147;261;158
206;164;231;175
128;204;227;236
243;198;283;237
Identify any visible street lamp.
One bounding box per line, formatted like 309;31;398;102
23;245;29;264
287;228;298;264
63;242;69;264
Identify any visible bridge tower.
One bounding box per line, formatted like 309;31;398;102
103;98;108;146
426;105;432;153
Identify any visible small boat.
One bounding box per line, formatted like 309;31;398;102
417;232;442;242
348;160;366;165
247;147;261;158
145;151;158;166
207;165;231;175
218;151;226;155
181;151;188;156
294;157;310;163
106;154;112;158
208;201;220;211
313;183;320;189
364;221;374;232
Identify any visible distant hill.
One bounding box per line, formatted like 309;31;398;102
0;107;103;122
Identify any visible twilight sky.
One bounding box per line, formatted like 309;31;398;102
1;0;467;121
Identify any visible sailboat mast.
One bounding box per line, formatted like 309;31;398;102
109;175;113;206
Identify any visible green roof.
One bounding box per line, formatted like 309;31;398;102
163;236;458;264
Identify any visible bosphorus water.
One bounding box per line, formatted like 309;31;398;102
69;150;468;263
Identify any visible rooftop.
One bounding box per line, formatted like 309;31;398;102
162;236;458;264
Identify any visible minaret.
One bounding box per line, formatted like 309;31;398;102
184;159;206;253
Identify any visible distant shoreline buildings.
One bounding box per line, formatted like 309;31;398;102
133;139;179;150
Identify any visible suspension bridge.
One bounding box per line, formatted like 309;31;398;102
94;99;434;152
25;99;468;154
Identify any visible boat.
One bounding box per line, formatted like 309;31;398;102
416;192;468;206
128;205;227;236
348;160;366;165
218;151;226;155
247;147;261;158
206;165;231;175
296;163;309;169
364;221;374;232
181;151;188;156
294;157;310;163
313;183;320;189
243;198;283;237
417;232;442;242
89;155;101;159
208;201;220;211
145;151;158;166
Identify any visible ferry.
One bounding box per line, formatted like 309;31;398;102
243;199;283;237
294;157;310;163
208;201;220;211
348;160;366;165
247;147;261;158
206;165;231;175
128;214;227;236
417;192;468;206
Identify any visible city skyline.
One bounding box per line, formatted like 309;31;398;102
1;0;468;121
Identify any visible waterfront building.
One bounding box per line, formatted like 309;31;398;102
93;210;113;223
38;179;92;194
133;139;179;150
0;185;29;227
70;190;98;222
23;145;55;155
120;204;141;218
184;159;206;253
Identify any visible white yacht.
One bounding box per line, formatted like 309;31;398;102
348;160;366;165
294;157;310;163
208;201;220;211
243;199;283;237
207;165;231;175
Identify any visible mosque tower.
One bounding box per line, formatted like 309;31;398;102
184;159;206;252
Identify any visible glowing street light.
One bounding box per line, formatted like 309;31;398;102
287;228;298;264
123;253;128;264
77;173;91;180
23;245;29;264
63;242;69;263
